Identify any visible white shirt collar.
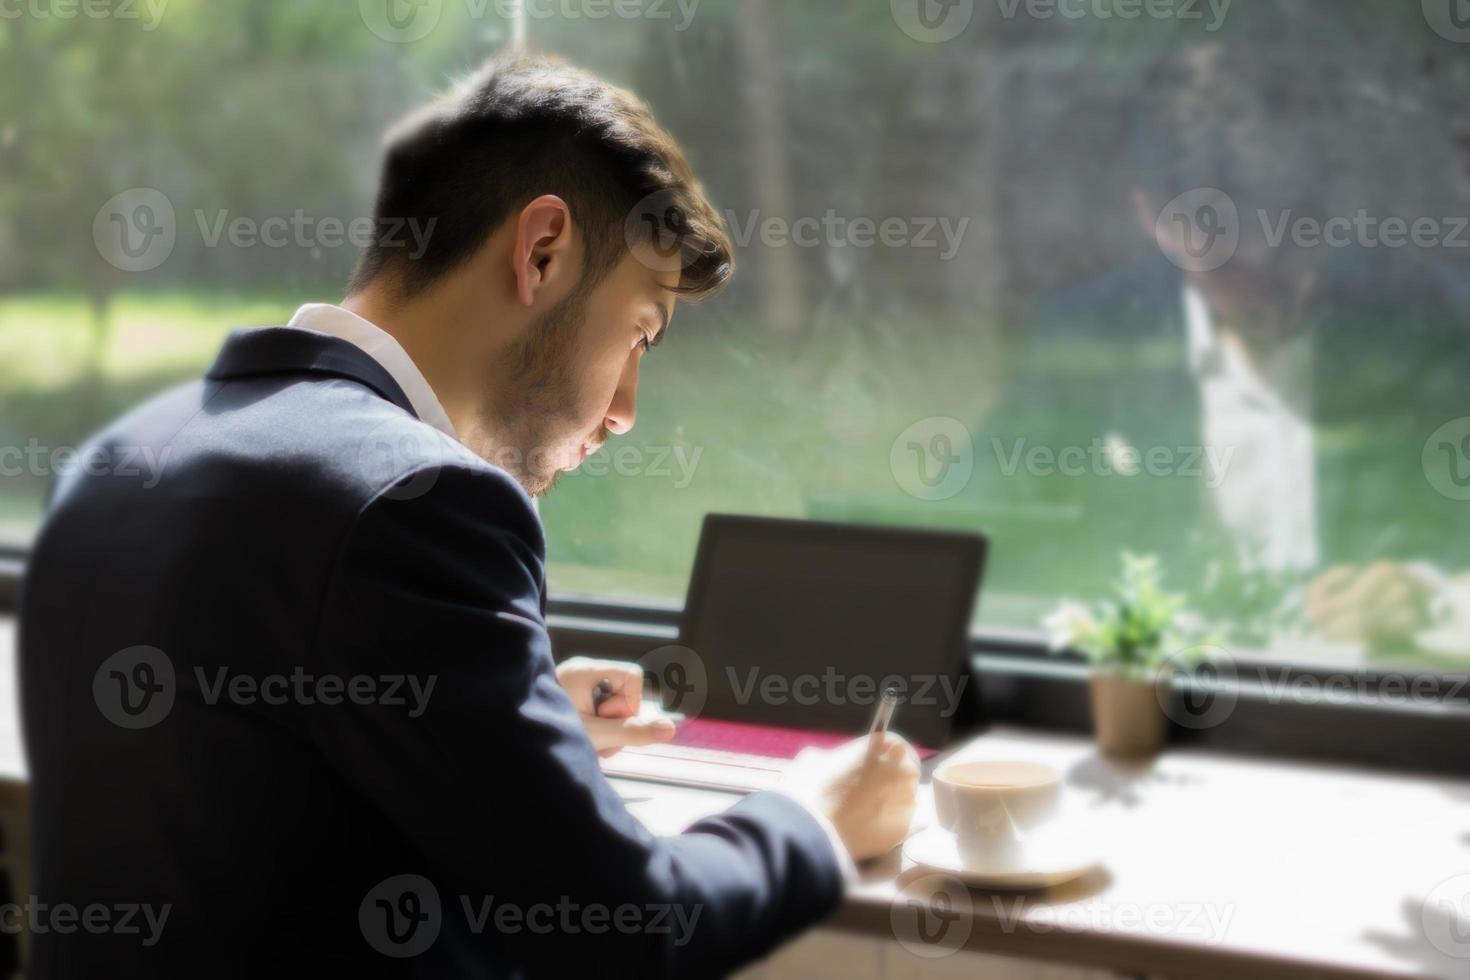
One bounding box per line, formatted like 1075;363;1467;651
286;303;458;440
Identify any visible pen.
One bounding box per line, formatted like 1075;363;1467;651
591;678;616;718
869;685;900;734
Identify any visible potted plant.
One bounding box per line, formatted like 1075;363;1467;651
1043;554;1214;757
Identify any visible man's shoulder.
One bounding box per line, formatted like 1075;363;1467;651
71;370;538;543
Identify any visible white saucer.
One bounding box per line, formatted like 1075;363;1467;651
902;818;1104;890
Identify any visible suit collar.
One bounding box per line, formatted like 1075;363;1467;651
205;327;418;420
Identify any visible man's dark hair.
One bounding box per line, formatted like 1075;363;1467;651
350;54;733;300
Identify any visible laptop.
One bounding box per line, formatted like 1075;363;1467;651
602;514;987;792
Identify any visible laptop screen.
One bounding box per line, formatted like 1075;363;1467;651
673;515;986;748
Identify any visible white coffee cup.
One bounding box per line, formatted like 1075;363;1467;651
932;760;1062;871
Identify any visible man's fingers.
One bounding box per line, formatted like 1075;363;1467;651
557;657;646;715
584;714;676;753
591;691;637;719
607;664;644;715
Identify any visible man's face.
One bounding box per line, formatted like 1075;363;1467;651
489;245;678;497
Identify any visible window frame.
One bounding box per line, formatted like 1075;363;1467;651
544;594;1470;778
2;563;1464;777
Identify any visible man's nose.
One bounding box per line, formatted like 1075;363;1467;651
603;359;639;435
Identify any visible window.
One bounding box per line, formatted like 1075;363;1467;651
3;1;1468;689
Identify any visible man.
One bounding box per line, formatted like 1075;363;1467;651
19;55;919;977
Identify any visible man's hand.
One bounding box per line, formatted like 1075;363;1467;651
555;656;676;758
779;731;920;862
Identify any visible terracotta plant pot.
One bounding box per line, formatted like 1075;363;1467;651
1088;672;1168;757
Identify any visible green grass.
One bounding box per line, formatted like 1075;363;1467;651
0;292;305;391
2;290;1466;671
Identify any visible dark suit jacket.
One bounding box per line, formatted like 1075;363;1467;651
18;327;843;978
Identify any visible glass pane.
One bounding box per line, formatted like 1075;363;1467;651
4;0;1468;675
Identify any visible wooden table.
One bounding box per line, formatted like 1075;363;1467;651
613;728;1470;980
1;614;1464;977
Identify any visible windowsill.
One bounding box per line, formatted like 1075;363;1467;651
546;595;1470;779
2;580;1465;778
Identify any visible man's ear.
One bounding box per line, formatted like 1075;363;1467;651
512;194;575;308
